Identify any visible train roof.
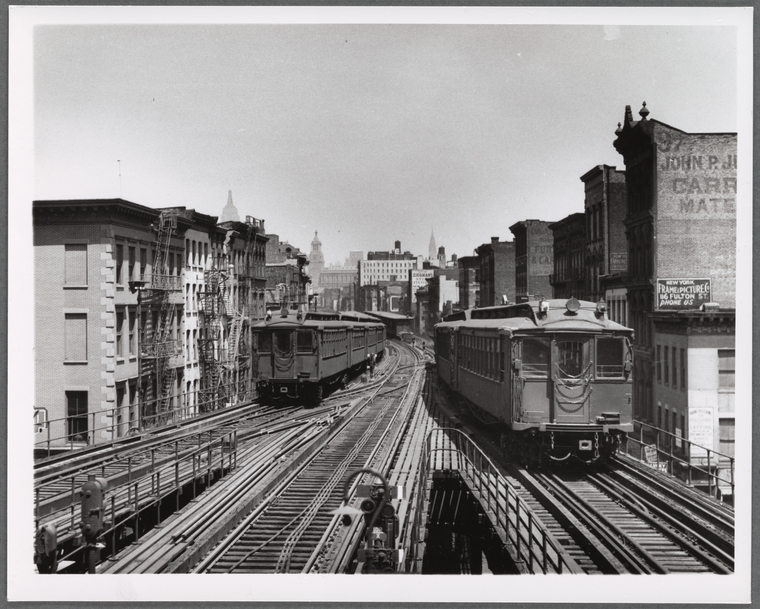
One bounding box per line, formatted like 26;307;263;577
252;308;385;329
435;298;633;335
363;311;413;321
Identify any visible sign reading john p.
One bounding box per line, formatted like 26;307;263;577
656;278;711;310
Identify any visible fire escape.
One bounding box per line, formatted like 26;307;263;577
198;258;229;412
142;210;181;426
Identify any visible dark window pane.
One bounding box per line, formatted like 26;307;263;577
556;339;589;379
297;331;313;353
521;338;550;378
596;338;625;378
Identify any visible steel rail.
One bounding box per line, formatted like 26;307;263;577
586;471;733;573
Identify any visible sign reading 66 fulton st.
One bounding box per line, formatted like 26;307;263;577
656;278;712;311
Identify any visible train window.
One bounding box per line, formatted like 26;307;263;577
274;331;291;354
596;337;625;378
259;332;272;353
521;338;550;377
436;332;450;360
556;339;590;379
297;331;313;353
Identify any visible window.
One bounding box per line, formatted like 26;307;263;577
663;346;669;385
116;309;125;358
64;313;87;361
596;337;625;378
129;307;136;356
718;350;735;389
672;347;677;388
116;244;124;284
680;349;686;390
556;339;589;379
297;331;313;353
64;244;87;286
66;391;88;441
128;246;136;281
656;345;661;382
274;331;291;353
719;418;735;457
140;247;147;279
521;338;550;377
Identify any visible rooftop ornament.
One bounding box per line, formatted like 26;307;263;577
639;101;650;120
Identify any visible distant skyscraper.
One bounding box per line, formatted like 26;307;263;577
310;231;325;286
429;229;437;260
220;190;240;223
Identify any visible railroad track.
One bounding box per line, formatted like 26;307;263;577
430;375;734;575
511;465;733;574
100;341;431;574
35;350;399;571
194;344;424;573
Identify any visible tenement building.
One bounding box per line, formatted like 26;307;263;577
548;213;585;300
34;199;189;448
33;198;269;450
613;102;736;478
580;165;629;315
457;255;479;310
475;237;515;306
509;220;554;302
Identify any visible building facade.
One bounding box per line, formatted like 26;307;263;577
510;221;554;302
476;237;516;306
34;199;189;447
457;255;479;310
612;102;737;429
581;165;629;306
548;213;586;300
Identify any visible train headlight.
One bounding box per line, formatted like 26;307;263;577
596;299;607;317
566;297;580;314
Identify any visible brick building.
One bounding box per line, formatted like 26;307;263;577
457;255;479;310
612;102;737;450
360;241;421;286
581;165;628;306
33;199;269;450
34;199;189;447
548;213;585;300
475;237;515;306
319;267;358;311
426;269;459;330
219;217;269;402
509;221;554;302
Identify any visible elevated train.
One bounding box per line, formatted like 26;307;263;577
435;298;634;464
252;308;386;403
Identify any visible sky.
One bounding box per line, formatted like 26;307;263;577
29;12;741;266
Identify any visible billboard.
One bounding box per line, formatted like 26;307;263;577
656;278;711;310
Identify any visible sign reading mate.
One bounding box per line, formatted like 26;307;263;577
656;278;711;310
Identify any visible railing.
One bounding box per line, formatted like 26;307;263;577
410;427;577;574
145;273;182;291
33;382;255;456
624;420;734;500
37;429;238;564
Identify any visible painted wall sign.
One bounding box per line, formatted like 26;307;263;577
656;278;711;310
688;407;714;457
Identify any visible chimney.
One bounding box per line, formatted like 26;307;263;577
491;237;499;244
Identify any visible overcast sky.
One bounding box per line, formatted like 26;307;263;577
32;15;739;266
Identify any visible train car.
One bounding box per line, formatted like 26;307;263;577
252;308;386;403
435;297;633;464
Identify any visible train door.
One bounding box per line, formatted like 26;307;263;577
551;336;592;424
514;337;551;423
273;330;295;378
